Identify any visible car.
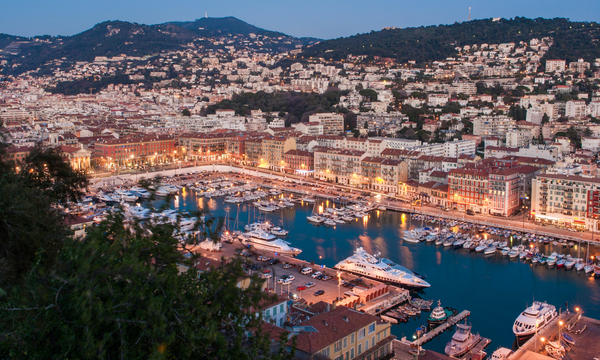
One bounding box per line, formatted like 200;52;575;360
286;275;295;281
296;285;306;291
277;276;289;284
269;258;280;265
282;279;292;286
305;282;316;288
262;269;271;274
321;275;331;281
250;265;261;271
314;274;324;280
466;209;475;215
262;273;272;279
257;256;264;261
283;264;292;269
314;290;325;296
311;271;323;279
262;256;272;262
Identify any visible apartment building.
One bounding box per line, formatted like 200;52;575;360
487;168;522;216
545;59;566;73
94;135;176;168
283;149;314;174
565;100;587;118
448;168;490;213
178;132;229;161
473;115;516;138
360;157;406;193
506;129;532;148
309;113;344;135
261;137;296;169
314;148;366;187
294;306;394;360
531;174;600;231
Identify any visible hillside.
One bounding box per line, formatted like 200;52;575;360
168;16;286;38
0;17;316;76
300;17;600;64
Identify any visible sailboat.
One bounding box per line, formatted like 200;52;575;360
306;198;323;224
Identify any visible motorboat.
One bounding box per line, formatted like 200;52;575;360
475;244;487;252
453;239;465;249
490;348;512;360
445;323;481;357
484;246;497;255
427;300;454;327
156;188;170;197
323;219;336;226
238;229;302;256
512;301;557;340
334;247;430;289
306;215;323;224
402;230;421;244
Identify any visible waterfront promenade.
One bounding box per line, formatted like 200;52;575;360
87;162;599;246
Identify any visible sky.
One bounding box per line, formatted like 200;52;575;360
1;0;600;40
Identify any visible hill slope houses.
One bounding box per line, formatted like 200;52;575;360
300;17;600;64
0;17;317;76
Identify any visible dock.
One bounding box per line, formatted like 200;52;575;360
413;310;471;346
459;337;491;360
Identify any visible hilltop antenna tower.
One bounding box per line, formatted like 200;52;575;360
205;12;208;18
468;7;471;21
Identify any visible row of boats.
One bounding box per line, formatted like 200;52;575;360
306;203;385;226
403;222;600;277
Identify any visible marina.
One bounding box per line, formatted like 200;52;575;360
73;169;600;356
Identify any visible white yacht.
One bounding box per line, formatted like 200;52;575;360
333;247;430;289
238;229;302;256
490;348;512;360
402;230;421;243
445;324;482;357
512;301;558;339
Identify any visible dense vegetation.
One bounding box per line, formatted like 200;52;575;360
206;89;355;127
0;142;293;359
301;17;600;64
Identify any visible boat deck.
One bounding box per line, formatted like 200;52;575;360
459;338;491;360
413;310;471;346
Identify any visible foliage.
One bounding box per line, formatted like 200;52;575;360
359;89;378;102
0;145;87;289
182;108;191;117
508;105;527;121
206;90;348;121
301;17;600;64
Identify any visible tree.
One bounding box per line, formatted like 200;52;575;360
182;108;191;117
0;146;87;289
359;89;377;102
364;120;369;129
541;113;550;124
343;111;357;131
583;128;593;137
0;211;293;359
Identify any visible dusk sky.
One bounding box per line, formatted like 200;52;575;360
2;0;600;39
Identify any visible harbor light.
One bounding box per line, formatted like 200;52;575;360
559;320;564;326
541;337;545;343
576;307;580;312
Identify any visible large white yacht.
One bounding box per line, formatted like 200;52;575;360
333;247;430;289
512;301;558;339
238;229;302;256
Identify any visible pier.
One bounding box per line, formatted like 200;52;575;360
413;310;471;346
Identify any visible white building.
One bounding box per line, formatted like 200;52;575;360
565;100;587;118
473;115;516;138
516;145;559;161
526;107;544;125
506;129;532;148
309;113;344;135
427;94;449;107
582;137;600;154
294;122;323;136
545;59;566;73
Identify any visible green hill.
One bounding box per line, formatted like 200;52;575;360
300;17;600;64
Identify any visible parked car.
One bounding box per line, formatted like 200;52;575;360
283;264;292;269
296;285;306;291
466;209;475;215
282;279;292;286
301;267;313;275
262;269;271;274
311;271;323;279
285;275;295;281
269;259;280;265
314;290;325;296
305;282;316;288
321;275;331;281
262;273;272;279
277;276;289;284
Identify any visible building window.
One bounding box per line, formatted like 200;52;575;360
350;348;355;359
265;309;270;319
321;348;330;357
358;328;366;340
358;344;362;355
343;337;347;348
351;333;355;344
273;306;277;316
335;340;342;352
280;304;284;313
368;323;375;334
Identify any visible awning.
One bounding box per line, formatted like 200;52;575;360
573;220;586;224
258;163;270;169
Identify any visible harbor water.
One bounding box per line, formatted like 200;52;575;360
152;189;600;354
